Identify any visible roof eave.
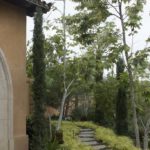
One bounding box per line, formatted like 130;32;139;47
5;0;52;17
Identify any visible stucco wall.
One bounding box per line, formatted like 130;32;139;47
0;1;28;150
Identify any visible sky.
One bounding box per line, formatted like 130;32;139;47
26;0;150;51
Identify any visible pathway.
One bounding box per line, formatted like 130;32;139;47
79;128;111;150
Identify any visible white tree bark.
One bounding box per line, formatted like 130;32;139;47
140;118;150;150
57;80;74;131
57;90;67;131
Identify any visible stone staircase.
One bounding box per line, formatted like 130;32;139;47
79;128;111;150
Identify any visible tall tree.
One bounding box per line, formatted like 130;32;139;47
31;7;48;150
68;0;147;147
116;0;145;147
116;57;128;135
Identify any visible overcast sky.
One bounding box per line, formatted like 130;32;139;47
26;0;150;51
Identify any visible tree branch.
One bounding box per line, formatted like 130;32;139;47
66;79;75;91
110;13;120;19
106;0;120;15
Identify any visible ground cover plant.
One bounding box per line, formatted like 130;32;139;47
53;121;139;150
52;121;93;150
76;122;140;150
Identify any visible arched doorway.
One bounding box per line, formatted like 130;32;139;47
0;49;13;150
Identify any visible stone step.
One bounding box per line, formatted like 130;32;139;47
92;145;107;150
80;131;94;134
79;128;110;150
79;133;94;137
80;128;93;132
80;137;96;142
82;140;99;145
79;132;94;135
79;134;94;138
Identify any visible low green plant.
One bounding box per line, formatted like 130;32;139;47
51;121;139;150
47;140;59;150
52;121;93;150
75;122;139;150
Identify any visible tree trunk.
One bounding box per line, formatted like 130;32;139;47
143;118;150;150
128;71;141;147
57;90;67;131
143;129;148;150
118;1;141;147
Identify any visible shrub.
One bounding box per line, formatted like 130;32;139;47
26;117;34;150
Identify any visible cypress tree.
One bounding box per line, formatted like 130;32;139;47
31;7;48;150
116;57;128;135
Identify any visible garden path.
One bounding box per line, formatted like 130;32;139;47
79;128;111;150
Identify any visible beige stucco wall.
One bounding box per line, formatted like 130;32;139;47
0;1;28;150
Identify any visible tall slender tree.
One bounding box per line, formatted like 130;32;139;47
31;7;48;150
116;57;128;135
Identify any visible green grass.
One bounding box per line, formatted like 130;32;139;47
52;121;139;150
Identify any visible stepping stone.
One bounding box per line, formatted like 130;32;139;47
92;145;106;150
79;132;94;135
80;131;94;134
82;140;99;145
80;137;96;142
80;129;93;132
79;134;93;138
79;128;109;150
79;133;94;136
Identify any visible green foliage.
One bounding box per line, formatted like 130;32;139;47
135;81;150;121
125;0;146;33
27;117;34;150
52;121;93;150
47;140;60;150
94;77;118;126
31;7;49;150
132;48;150;78
72;105;95;121
26;45;33;78
66;0;110;45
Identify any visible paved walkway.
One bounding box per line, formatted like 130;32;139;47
79;128;111;150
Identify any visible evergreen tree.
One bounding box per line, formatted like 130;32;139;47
116;57;128;135
31;7;48;150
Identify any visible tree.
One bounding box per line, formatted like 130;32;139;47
68;0;148;147
31;7;48;150
116;57;128;135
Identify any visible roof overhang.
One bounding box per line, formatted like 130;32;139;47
5;0;52;17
